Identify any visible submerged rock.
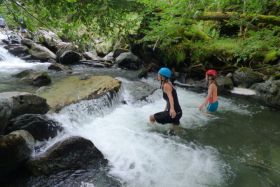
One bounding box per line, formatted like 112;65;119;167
26;136;106;176
38;75;121;111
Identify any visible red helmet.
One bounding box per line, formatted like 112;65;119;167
206;69;217;76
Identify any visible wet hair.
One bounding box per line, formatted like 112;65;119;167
207;75;217;86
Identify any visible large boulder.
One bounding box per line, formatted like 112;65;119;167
253;80;280;109
4;44;29;57
0;130;35;179
58;50;81;64
38;75;121;111
233;67;264;88
29;43;56;61
0;92;49;134
116;52;142;70
6;114;63;141
216;76;234;92
33;29;62;52
26;136;106;176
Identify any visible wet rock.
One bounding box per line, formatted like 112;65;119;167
253;80;280;109
116;52;142;70
233;67;264;88
13;69;35;78
0;130;34;179
216;76;234;92
6;114;63;141
38;75;121;111
0;92;49;134
4;44;29;57
20;72;51;87
26;136;106;176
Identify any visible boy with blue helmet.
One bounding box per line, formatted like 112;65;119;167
149;67;182;125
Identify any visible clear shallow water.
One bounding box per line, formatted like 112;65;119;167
1;37;279;187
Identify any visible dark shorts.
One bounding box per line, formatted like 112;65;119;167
154;111;182;125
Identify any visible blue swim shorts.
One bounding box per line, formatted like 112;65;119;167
207;101;219;112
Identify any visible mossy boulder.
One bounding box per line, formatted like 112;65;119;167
233;67;264;88
38;75;121;111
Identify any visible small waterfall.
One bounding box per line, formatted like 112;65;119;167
0;33;50;76
45;78;239;187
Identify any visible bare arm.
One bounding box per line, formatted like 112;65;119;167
164;83;176;118
199;84;213;110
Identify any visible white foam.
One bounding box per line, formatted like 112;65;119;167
49;81;238;187
231;87;256;95
0;46;50;74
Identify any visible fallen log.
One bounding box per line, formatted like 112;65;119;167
195;12;280;25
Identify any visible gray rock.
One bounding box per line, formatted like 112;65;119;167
0;130;35;178
0;92;49;134
116;52;142;70
233;67;264;88
26;136;106;176
6;114;63;141
29;43;56;61
4;44;29;57
216;76;234;92
253;80;280;109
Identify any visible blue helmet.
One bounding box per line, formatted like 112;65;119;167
158;67;172;78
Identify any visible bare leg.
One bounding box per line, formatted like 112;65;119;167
149;115;156;124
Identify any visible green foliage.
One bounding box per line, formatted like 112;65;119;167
1;0;280;69
234;29;280;65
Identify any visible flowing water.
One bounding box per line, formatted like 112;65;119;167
0;35;280;187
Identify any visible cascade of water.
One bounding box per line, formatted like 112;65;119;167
44;78;243;187
0;33;50;76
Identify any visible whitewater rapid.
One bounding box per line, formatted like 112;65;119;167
43;77;247;187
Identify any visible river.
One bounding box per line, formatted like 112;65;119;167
0;37;279;187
